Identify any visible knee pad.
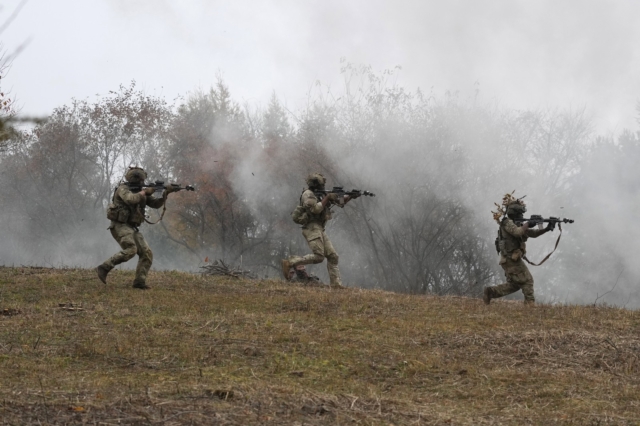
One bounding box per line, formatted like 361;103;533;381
327;253;339;265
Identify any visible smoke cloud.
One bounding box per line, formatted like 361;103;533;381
2;1;640;307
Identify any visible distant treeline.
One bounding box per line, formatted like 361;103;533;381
1;65;639;306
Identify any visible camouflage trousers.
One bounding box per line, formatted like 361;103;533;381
102;222;153;284
487;258;535;303
288;224;342;287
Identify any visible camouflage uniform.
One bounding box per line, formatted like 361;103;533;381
287;189;342;288
97;179;165;288
486;218;546;303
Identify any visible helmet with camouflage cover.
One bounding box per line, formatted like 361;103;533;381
491;191;526;223
506;201;526;218
504;192;526;219
306;173;326;189
125;167;147;184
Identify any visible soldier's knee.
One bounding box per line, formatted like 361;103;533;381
327;253;339;265
142;248;153;264
121;244;137;261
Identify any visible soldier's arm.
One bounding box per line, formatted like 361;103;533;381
525;227;548;238
117;185;146;206
503;219;528;237
146;195;166;209
302;191;326;214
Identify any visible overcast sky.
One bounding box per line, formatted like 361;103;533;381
3;0;639;133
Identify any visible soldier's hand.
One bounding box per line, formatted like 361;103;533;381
142;187;155;196
545;221;556;232
526;220;537;228
165;184;180;194
326;193;340;203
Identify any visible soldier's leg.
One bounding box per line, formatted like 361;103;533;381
103;224;138;269
97;224;138;284
288;227;326;267
486;263;521;300
323;233;342;288
282;227;325;279
488;280;521;299
288;236;325;267
512;264;535;303
132;231;153;288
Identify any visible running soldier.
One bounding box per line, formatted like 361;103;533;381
281;173;360;289
95;167;178;289
484;194;555;304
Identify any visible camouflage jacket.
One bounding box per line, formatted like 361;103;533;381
498;218;546;263
111;184;165;228
301;189;332;229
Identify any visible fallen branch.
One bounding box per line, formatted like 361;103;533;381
593;268;624;307
199;259;257;280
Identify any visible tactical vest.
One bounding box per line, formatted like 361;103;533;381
106;184;146;226
291;190;331;227
496;218;528;258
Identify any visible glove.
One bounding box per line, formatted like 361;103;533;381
326;193;340;203
165;184;180;194
142;187;155;196
526;220;537;228
545;221;556;231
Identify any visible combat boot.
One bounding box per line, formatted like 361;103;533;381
330;283;346;290
483;287;492;305
280;259;291;280
132;279;150;290
96;264;111;284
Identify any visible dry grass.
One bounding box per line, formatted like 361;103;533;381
0;266;639;425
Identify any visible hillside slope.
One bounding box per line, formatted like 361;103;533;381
0;267;638;425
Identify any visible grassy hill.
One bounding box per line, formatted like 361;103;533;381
0;266;638;425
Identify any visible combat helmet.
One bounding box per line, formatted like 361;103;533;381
125;167;147;184
492;191;526;223
506;201;526;218
306;173;326;189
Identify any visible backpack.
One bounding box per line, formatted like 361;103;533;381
106;185;131;223
291;190;309;225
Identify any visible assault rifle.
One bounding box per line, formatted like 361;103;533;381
516;215;575;228
513;215;574;266
314;186;375;206
121;180;195;225
127;180;195;194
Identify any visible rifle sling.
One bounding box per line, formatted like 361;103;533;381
144;190;169;225
523;223;562;266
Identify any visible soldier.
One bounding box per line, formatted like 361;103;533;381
484;195;555;305
281;173;358;289
95;167;177;289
